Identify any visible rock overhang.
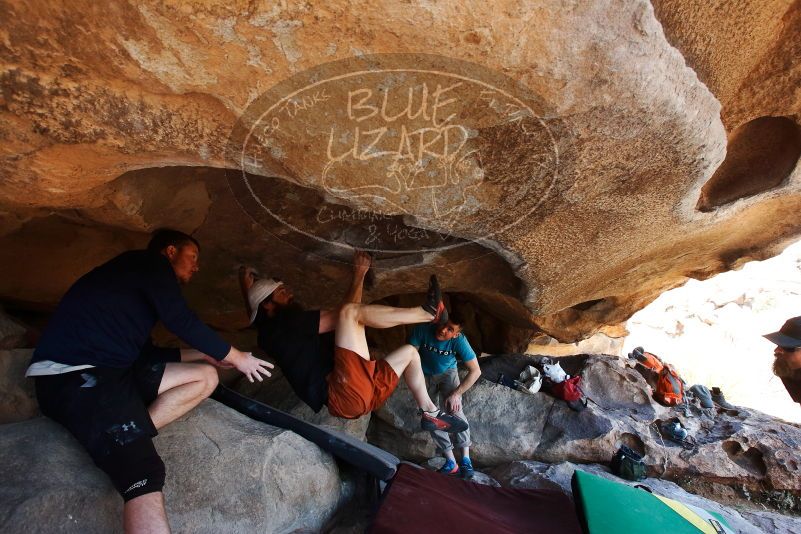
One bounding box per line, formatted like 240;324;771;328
1;0;800;345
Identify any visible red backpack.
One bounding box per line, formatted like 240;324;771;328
654;365;684;406
551;375;583;402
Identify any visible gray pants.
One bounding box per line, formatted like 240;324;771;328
426;368;471;454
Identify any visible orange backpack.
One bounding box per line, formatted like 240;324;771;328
654;364;684;406
639;351;664;374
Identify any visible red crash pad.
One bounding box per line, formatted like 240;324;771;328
369;464;583;534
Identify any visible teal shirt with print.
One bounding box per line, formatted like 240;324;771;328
408;323;477;376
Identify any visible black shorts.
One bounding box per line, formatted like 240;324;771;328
35;358;168;501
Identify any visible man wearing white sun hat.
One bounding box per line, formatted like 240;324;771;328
238;250;469;434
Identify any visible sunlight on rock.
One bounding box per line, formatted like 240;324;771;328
625;240;801;423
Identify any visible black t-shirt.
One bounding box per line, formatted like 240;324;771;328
32;250;230;368
255;308;335;413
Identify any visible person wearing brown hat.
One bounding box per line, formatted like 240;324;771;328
238;250;468;434
764;316;801;405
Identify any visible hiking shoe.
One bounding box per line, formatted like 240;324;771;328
711;387;736;409
688;384;714;409
422;275;448;324
438;460;460;476
460;458;475;480
420;409;469;433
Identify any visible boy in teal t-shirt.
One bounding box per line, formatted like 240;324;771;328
409;310;481;478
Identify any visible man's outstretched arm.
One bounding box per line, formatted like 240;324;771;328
180;348;235;369
342;250;372;305
319;250;371;333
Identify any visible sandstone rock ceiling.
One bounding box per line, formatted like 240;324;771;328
1;1;800;344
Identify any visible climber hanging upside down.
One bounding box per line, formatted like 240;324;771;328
239;250;468;434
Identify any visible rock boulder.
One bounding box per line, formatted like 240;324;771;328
0;349;38;424
0;400;343;533
231;369;370;439
369;354;801;496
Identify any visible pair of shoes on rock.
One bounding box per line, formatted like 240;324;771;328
420;409;469;433
422;275;449;325
436;457;475;480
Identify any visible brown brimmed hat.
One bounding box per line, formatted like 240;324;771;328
764;317;801;348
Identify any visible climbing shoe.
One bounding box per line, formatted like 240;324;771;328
422;275;448;325
420;409;468;433
460;457;475;480
438;459;460;476
711;387;736;409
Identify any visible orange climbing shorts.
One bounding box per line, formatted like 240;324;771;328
326;346;399;419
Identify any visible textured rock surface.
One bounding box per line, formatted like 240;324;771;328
0;401;343;533
490;460;801;534
0;308;28;350
369;354;801;496
0;1;800;342
231;368;370;439
739;510;801;534
0;349;37;424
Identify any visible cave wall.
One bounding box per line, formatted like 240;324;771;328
1;0;800;342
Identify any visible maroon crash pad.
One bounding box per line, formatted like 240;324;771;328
369;464;583;534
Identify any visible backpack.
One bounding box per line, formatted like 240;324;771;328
634;349;664;373
551;375;583;402
654;364;684;406
610;445;647;481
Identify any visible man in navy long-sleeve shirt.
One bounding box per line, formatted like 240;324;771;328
28;229;273;533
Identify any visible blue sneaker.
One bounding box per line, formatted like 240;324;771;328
438;459;459;476
460;457;475;480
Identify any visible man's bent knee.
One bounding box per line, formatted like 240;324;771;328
402;344;420;363
339;302;361;322
200;364;219;395
385;344;419;374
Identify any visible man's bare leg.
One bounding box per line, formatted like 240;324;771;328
148;363;219;430
382;344;438;412
124;492;170;534
334;302;433;359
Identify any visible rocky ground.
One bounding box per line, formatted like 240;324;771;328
371;354;801;506
2;311;801;534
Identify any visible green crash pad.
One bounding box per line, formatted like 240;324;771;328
571;470;733;534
